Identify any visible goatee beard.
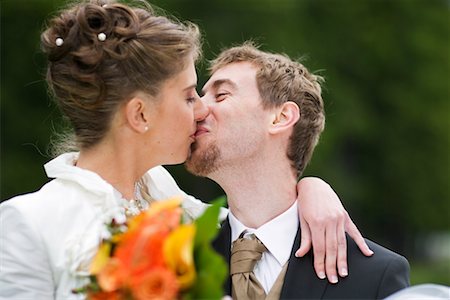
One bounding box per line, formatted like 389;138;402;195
185;142;221;177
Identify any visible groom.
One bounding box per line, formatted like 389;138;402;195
186;43;409;299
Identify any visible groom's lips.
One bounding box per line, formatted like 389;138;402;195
194;125;209;137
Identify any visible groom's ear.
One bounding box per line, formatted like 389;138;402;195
268;101;300;135
125;94;151;133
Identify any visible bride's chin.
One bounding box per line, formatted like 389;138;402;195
179;147;192;164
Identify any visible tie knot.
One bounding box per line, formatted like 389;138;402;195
230;236;267;275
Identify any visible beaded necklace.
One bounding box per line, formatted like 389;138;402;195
123;180;154;217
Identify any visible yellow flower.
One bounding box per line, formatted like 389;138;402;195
90;243;112;275
163;224;196;290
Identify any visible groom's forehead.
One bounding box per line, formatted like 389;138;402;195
202;63;257;93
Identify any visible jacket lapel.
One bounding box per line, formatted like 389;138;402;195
212;218;232;296
280;227;328;299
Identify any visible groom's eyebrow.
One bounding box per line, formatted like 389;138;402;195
201;79;237;95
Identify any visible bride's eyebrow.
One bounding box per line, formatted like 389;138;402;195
183;83;197;92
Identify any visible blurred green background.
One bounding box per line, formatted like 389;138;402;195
1;0;449;285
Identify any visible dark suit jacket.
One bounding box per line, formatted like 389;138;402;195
212;218;410;299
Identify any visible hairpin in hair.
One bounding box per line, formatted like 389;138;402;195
97;33;106;42
55;37;64;47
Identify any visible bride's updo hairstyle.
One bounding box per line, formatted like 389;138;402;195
41;0;201;150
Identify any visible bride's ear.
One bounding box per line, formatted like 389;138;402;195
268;101;300;134
125;96;150;133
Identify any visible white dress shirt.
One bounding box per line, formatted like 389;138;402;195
229;201;299;294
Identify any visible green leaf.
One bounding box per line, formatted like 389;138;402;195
188;244;228;299
194;197;226;245
184;197;228;299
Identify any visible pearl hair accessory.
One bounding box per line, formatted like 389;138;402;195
102;4;107;8
55;38;64;47
97;32;106;41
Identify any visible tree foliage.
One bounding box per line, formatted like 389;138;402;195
1;0;448;283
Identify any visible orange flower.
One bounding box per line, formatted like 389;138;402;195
125;197;182;234
114;222;168;278
129;267;179;300
97;258;126;292
113;201;183;275
87;290;121;300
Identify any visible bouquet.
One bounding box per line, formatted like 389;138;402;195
77;197;227;300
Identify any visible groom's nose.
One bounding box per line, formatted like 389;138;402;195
194;97;210;121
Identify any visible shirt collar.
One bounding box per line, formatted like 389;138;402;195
229;201;299;266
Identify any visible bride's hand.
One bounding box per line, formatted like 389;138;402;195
295;177;373;284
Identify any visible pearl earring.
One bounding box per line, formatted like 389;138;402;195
144;126;149;132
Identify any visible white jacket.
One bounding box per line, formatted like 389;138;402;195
0;153;225;300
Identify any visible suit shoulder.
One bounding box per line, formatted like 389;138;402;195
346;235;407;260
346;236;410;277
365;238;409;265
338;237;410;298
